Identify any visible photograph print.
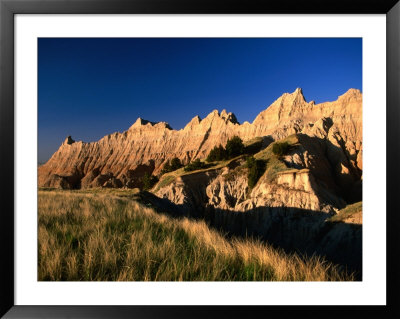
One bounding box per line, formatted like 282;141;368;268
38;38;362;281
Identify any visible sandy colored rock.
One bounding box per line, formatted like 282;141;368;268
38;88;362;190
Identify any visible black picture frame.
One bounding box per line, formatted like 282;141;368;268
1;0;399;318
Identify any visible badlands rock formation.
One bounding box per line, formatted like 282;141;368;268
155;134;348;216
149;131;362;273
38;87;363;274
39;88;362;194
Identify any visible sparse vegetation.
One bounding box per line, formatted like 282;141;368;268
156;135;297;193
246;156;267;189
141;173;158;191
38;190;353;281
223;165;246;182
161;157;183;174
206;136;245;163
184;159;207;172
154;157;235;192
206;145;227;162
154;175;177;192
272;141;290;157
225;136;245;158
255;135;299;182
244;137;264;155
161;161;172;174
265;157;289;182
170;157;183;170
328;202;362;224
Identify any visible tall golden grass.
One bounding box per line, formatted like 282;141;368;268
38;190;353;281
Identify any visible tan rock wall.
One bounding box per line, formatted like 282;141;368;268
38;88;362;189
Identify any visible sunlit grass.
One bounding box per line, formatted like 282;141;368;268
153;156;243;192
38;190;353;281
254;134;300;182
328;202;362;224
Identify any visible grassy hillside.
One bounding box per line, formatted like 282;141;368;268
153;156;242;192
153;135;293;192
38;189;353;281
254;134;299;182
328;202;362;224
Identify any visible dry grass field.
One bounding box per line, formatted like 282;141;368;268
38;189;354;281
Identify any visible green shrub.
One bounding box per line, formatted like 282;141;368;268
161;161;172;174
141;173;159;190
206;145;227;162
170;157;183;170
206;136;245;163
184;159;207;172
272;142;290;157
246;156;266;189
161;157;183;174
225;136;244;158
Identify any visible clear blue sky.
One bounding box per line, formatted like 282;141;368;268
38;38;362;163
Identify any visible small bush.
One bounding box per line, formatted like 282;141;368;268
170;157;183;170
206;136;245;163
161;161;172;174
161;157;183;174
206;145;227;162
272;142;290;157
184;159;207;172
246;156;266;189
141;172;159;190
225;136;244;158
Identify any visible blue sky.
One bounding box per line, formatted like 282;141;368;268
38;38;362;163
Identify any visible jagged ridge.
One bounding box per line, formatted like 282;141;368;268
38;88;362;191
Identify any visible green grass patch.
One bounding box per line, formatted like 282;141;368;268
253;134;300;182
328;202;362;223
153;156;245;192
153;174;178;192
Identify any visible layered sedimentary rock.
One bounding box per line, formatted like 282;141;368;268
151;133;362;273
155;136;347;216
38;88;362;190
